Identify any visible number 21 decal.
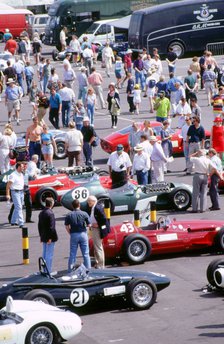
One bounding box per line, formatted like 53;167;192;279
70;288;89;307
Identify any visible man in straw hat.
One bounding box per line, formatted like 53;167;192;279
149;135;168;183
131;144;150;185
5;78;22;125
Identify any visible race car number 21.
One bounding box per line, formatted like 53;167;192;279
70;288;89;307
71;187;89;202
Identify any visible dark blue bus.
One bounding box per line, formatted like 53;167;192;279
128;0;224;57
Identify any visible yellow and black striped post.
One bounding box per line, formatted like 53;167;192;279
22;227;29;265
134;210;140;227
150;201;157;223
104;198;111;224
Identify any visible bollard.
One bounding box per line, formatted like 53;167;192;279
22;227;29;265
134;209;140;227
104;198;110;224
150;201;157;223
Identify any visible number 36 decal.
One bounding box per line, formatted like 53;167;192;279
120;223;135;233
71;187;89;202
70;288;89;307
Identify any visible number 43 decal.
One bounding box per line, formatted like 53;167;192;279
70;288;89;307
120;223;135;233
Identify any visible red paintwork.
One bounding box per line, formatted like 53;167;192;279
89;219;224;259
100;121;211;155
100;176;137;189
28;174;79;203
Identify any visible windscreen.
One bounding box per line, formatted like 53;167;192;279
86;23;99;34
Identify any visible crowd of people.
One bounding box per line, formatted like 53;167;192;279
1;27;224;273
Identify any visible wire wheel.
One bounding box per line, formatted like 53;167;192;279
127;239;148;263
27;325;55;344
172;190;191;210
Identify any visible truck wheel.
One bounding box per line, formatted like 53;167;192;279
168;41;185;58
127;279;157;310
24;289;56;306
123;235;151;264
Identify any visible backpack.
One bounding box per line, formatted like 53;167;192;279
148;79;156;88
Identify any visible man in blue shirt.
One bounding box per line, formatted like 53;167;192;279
49;87;62;129
65;199;91;272
5;78;22;125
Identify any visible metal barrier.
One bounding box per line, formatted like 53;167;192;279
206;42;224;56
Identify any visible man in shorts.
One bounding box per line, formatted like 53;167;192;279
5;78;22;125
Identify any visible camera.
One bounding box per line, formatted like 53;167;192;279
119;164;124;169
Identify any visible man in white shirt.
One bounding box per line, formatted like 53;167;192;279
102;42;115;77
208;148;223;211
6;162;25;227
140;134;153;183
107;144;132;188
63;62;76;89
131;144;151;185
175;97;191;128
27;154;40;178
64;121;83;167
149;136;167;183
58;82;75;127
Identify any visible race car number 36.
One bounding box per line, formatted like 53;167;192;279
71;187;89;202
70;288;89;307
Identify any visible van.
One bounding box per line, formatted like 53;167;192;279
79;19;123;45
27;14;49;42
0;9;34;41
128;0;224;57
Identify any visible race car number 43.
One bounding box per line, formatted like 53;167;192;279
120;223;135;233
71;187;90;202
70;288;89;307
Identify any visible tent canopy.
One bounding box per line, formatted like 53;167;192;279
106;15;131;29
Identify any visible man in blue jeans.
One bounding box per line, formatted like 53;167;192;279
38;197;58;273
49;87;62;129
65;199;91;272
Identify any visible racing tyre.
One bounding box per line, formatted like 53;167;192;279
168;41;185;58
127;278;157;310
204;137;210;150
215;228;224;251
206;258;224;287
123;235;151;264
24;289;56;306
25;323;59;344
170;189;191;211
55;141;66;159
35;188;57;208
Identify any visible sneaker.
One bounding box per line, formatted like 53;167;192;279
113;126;117;129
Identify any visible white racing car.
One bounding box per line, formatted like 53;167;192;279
0;296;82;344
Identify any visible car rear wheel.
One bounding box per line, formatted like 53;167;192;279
25;323;59;344
127;278;157;310
215;228;224;251
55;141;66;159
24;289;56;306
35;188;57;208
206;258;224;287
123;235;151;264
171;189;191;211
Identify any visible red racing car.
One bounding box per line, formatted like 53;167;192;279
100;121;211;155
89;216;224;264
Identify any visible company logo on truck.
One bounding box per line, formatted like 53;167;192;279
193;4;218;22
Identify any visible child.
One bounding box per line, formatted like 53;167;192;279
115;56;123;89
133;84;141;115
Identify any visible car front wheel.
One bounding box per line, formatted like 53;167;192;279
171;189;191;211
206;258;224;288
123;235;151;264
55;141;66;159
25;324;58;344
127;279;157;310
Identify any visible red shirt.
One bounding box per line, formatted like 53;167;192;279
124;55;132;69
5;39;17;55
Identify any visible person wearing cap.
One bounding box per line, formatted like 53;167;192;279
186;116;205;174
202;64;217;106
77;66;88;103
107;144;132;189
3;29;12;42
58;82;75;127
81;116;97;166
63;62;76;89
208;148;223;211
6;162;25;228
102;41;115;77
131;144;150;185
64;121;83;167
211;116;224;164
153;90;170;123
189;149;220;213
149;135;168;183
5;78;23;125
49;88;62;129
